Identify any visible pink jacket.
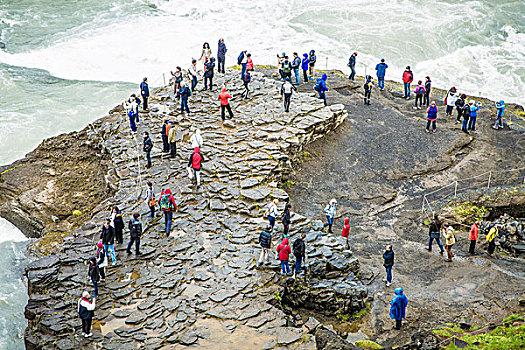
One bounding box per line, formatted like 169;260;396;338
276;238;291;261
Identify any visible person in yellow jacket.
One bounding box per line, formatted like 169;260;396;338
443;223;456;262
486;225;499;257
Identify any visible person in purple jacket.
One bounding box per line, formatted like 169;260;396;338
301;53;309;83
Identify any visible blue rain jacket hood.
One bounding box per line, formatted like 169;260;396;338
301;54;309;70
375;62;388;78
389;288;408;321
495;100;505;116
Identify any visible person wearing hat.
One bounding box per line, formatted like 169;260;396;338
257;225;273;267
468;100;481;131
375;58;388;91
389;288;408;330
301;53;310;83
348;52;357;81
364;75;374;105
161;117;169;153
291;52;301;85
87;257;100;297
323;199;337;233
308;50;316;80
78;291;96;337
140;77;149;111
493;100;505;129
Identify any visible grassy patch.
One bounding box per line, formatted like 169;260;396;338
355;340;382;350
453;201;489;221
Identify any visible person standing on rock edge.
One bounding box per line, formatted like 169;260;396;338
468;221;480;254
402;66;413;99
493;100;505;130
486;224;499;257
266;198;279;230
143;131;153;168
308;50;316;80
161;117;169;153
363;75;373;105
96;242;107;281
170;67;183;98
455;94;466;123
443;223;456;262
445;87;459;116
140;77;149;111
87;257;100;297
301;53;309;83
78;291;96;338
218;88;234;121
199;42;212;70
188;59;199;92
180;81;191;115
427;213;445;255
124;96;139;133
375;58;388;91
257;225;273;268
127;213;142;256
468;100;481;132
281;203;292;237
348;52;357;81
281;78;297;112
425;101;438;133
390;288;408;330
281;56;292;81
158;188;177;237
292;233;306;275
100;219;117;265
315;73;328;106
277;237;292;275
110;206;124;245
323;198;337;233
241;70;251;99
461;102;471;134
238;49;248;80
203;57;215;90
342;217;352;249
146;181;155;219
188;147;205;189
291;52;301;85
383;245;394;287
413;80;426;110
167;121;177;159
423;76;431;107
217;38;227;74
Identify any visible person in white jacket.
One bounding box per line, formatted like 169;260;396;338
445;87;459;116
78;291;96;337
188;59;200;92
323;199;337;233
266;198;279;229
190;128;203;149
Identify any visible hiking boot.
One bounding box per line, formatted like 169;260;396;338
426;248;432;252
386;282;392;287
425;129;430;133
127;251;132;255
136;252;142;255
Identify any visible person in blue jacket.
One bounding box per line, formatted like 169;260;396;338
375;58;388;91
301;53;309;83
217;38;227;74
493;100;505;130
315;73;328;106
348;52;357;81
468;100;481;131
389;288;408;330
291;52;301;85
140;77;149;111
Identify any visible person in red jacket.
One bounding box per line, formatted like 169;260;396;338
341;217;352;249
158;188;178;237
218;88;234;121
188;147;205;188
469;221;480;254
276;238;292;275
402;66;413;99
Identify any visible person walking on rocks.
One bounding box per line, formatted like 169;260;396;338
469;221;480;254
383;245;394;287
389;288;408;330
188;147;205;188
241;70;251;99
143;131;153;168
281;56;292;81
342;217;352;249
110;206;124;245
291;52;301;85
308;50;316;80
445;87;459;116
402;66;413;99
363;75;373;105
161;117;169;153
426;213;445;254
292;233;306;275
443;223;456;262
461;102;471;134
100;219;117;265
455;94;466;123
78;291;96;337
315;73;328;106
218;88;234;120
266;198;279;230
257;225;272;267
323;199;337;233
124;96;139;133
190;128;203;149
146;181;155;219
423;76;431;107
238;49;248;80
493;100;505;130
277;237;292;275
87;257;100;297
188;59;199;92
167;121;177;158
180;81;191;114
158;188;178;237
486;224;499;257
281;78;297;112
203;57;215;90
217;38;227;74
127;213;142;256
96;242;107;281
277;52;286;80
348;52;357;81
413;80;426;110
375;58;388;91
140;77;149;111
301;53;309;83
468;100;481;132
170;67;183;98
282;203;292;237
425;101;438;133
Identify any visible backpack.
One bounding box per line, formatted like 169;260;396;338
159;194;172;211
282;62;291;74
130;221;141;237
314;80;321;92
237;51;245;65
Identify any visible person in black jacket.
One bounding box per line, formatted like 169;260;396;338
100;219;117;265
383;245;394;287
127;213;142;255
140;77;149;111
281;203;292;237
292;234;306;274
203;57;215;90
455;94;466;122
161;118;169;153
111;206;125;245
78;291;96;337
217;38;227;74
348;52;357;81
427;214;444;254
423;76;431;107
257;225;272;267
143;131;153;168
87;257;100;297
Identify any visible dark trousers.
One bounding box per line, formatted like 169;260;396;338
303;69;308;83
191;76;197;91
404;83;410;97
149;204;155;218
349;66;355;81
319;91;327;106
456;108;463;121
169;142;176;158
462;118;469;132
423;92;430;106
241;83;250;99
395;319;402;330
145;151;151;167
115;228;123;244
488;240;496;255
218;57;225;73
415;94;423;107
127;236;140;254
385;266;392;283
241;63;247;79
162;135;169;152
99;267;105;280
426;119;437;131
129;116;137;132
323;215;333;233
468;117;477;131
142;95;148;110
283;224;290;236
221;104;233;120
268;216;275;229
428;233;444;252
91;277;98;297
283;93;292;112
294;256;303;273
446;105;454;115
81;318;92;335
181;98;190;113
364;90;371;104
164;210;173;237
469;240;476;254
204;76;213;90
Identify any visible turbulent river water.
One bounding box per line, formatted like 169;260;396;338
0;0;524;348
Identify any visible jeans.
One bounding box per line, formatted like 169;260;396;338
423;92;430;106
204;76;213;90
415;94;423;107
404;83;411;97
494;115;503;128
462;118;469;132
446;105;454;115
145;151;151;167
162;134;169;152
349;65;355;81
385;266;392;283
268;216;276;229
283;224;290;237
258;247;270;265
280;260;290;274
141;95;148;110
241;63;247;79
319;91;327;106
191;76;197;91
468;116;477;131
428;233;444;252
324;215;333;232
104;244;116;263
220;104;233;120
81;318;92;335
395;319;402;330
469;240;476;254
294;256;303;273
426;119;436;131
378;77;385;90
294;68;300;84
218;56;225;73
181;97;190;113
129;115;137;132
91;277;98;297
135;110;140;124
163;210;173;237
303;69;308;83
127;236;140;254
169;142;176;158
283;93;292;112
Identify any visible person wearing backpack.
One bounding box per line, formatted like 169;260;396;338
78;291;96;338
143;131;153;168
257;225;273;268
426;213;444;254
402;66;413;99
158;188;178;237
140;77;149;111
281;78;297;112
145;181;155;219
486;224;499;257
241;71;251;99
87;257;100;297
170;67;183;98
363;75;373;105
375;58;388;91
188;59;199;92
468;100;481;131
167;121;177;159
96;242;107;281
281;203;292;237
348;52;357;81
217;38;227;74
218;88;234;121
161;117;169;153
323;198;337;233
423;76;431;107
444;87;459;116
188;147;205;188
382;245;394;287
180;81;191;114
127;213;142;255
425;101;438;133
308;50;316;80
123;96;139;133
291;52;301;85
281;56;292;81
301;53;309;83
266;198;279;230
276;238;292;275
203;57;215;90
100;219;117;265
443;223;456;262
110;206;124;245
238;50;248;79
315;73;328;106
413;80;426;110
455;94;466;122
292;234;306;275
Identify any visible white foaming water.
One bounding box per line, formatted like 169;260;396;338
0;218;27;243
